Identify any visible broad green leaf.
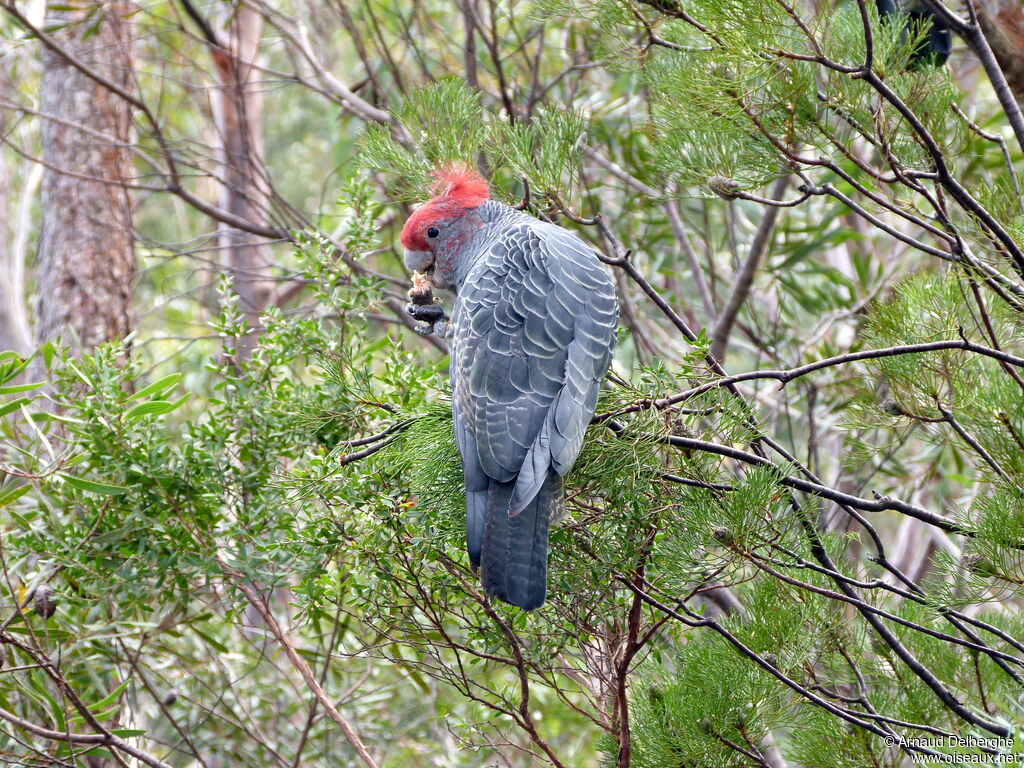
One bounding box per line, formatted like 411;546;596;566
123;394;189;420
0;355;30;385
0;483;31;508
191;625;230;654
40;341;55;368
28;669;65;731
0;381;43;395
7;625;75;642
0;397;31;418
69;704;122;725
59;474;130;496
128;373;182;401
90;678;132;712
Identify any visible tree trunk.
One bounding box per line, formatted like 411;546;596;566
211;4;272;358
975;0;1024;106
0;66;33;357
33;1;135;370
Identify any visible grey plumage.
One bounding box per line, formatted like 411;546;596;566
450;202;618;610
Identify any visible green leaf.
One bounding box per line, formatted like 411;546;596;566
128;373;182;401
40;341;55;369
191;625;229;654
65;360;92;386
27;668;66;731
0;355;30;385
70;704;122;725
0;381;43;395
7;625;74;641
81;15;102;41
90;679;132;712
0;483;31;508
123;394;189;420
0;397;31;418
59;474;130;496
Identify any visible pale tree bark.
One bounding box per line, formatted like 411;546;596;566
209;2;273;357
33;1;135;374
0;65;34;357
709;176;790;364
975;0;1024;106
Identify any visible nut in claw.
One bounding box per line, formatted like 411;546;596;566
407;270;437;307
406;270;446;334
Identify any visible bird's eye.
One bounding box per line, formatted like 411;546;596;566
426;226;440;239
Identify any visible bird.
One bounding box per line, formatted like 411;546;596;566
400;166;618;610
876;0;953;68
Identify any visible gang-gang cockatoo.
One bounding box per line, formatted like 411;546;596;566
400;167;618;610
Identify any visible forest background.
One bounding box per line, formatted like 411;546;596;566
1;0;1024;766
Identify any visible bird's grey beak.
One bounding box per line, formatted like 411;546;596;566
404;248;434;274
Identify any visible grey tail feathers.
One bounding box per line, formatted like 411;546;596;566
477;470;560;611
466;489;487;571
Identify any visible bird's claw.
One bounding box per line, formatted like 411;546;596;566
407;302;448;337
406;302;446;324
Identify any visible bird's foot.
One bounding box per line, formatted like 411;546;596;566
406;302;448;337
407;302;446;324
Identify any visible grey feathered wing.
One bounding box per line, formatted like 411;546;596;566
451;218;617;610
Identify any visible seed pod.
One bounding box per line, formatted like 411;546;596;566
960;552;998;577
711;526;735;546
879;398;907;417
33;585;56;619
708;175;740;200
670;419;696;440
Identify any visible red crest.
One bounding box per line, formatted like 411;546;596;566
400;166;490;251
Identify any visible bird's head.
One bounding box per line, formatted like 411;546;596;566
400;165;490;290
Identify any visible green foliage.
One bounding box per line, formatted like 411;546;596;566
533;0;966;193
630;647;784;768
360;79;590;206
496;105;588;197
361;78;490;199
